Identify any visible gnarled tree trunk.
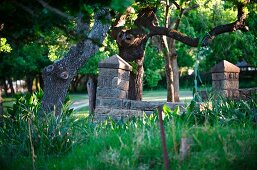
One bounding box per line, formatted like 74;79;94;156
41;9;110;115
128;58;144;100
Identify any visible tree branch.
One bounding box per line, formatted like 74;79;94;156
150;2;249;47
110;7;135;39
36;0;74;20
11;0;37;17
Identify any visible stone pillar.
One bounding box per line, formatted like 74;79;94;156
96;54;132;101
211;60;240;99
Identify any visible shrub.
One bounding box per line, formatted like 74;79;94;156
0;90;88;162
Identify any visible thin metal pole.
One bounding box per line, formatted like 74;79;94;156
158;106;170;170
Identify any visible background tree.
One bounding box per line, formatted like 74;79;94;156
0;0;113;115
111;0;253;101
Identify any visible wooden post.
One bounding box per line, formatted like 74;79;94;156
157;106;170;170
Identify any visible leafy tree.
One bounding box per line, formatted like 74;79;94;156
1;0;256;115
111;0;256;101
144;44;164;89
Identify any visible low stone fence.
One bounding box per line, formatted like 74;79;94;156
95;55;185;120
95;98;186;120
200;60;257;100
94;56;256;120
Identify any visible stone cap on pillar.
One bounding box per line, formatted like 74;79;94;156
211;60;240;73
99;54;132;71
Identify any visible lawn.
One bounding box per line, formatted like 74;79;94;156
6;116;257;170
1;90;257;170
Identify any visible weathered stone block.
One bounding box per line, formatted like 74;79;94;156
122;100;131;109
97;76;112;88
212;80;239;90
130;100;163;110
212;73;239;81
98;54;132;71
96;98;123;108
215;90;239;98
211;60;240;73
94;107;111;114
96;87;127;99
223;90;239;98
99;68;130;80
112;77;129;90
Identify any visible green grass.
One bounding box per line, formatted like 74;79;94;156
143;89;193;102
2;91;256;170
69;93;88;101
9;122;257;170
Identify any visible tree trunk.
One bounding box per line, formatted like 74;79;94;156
41;9;110;115
164;51;175;102
39;74;44;90
8;78;15;95
87;76;97;114
171;54;180;102
26;76;34;93
2;78;8;96
36;76;39;91
128;58;144;100
163;36;180;102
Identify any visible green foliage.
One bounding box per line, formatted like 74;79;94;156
144;45;164;88
0;42;51;80
0;38;12;53
79;51;109;75
0;90;88;164
79;35;118;76
186;93;257;126
5;94;257;169
111;0;135;13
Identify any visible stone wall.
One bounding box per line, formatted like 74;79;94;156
95;55;185;120
211;60;240;99
200;60;257;100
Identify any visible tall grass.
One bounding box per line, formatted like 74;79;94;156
1;92;257;170
0;90;89;169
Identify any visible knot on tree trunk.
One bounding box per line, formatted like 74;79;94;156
45;65;54;73
60;71;69;80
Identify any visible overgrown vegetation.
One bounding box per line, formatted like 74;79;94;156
0;91;256;169
0;91;88;169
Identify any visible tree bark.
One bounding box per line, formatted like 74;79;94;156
171;53;180;102
111;8;156;101
128;58;144;100
26;75;34;93
37;74;44;90
87;76;97;114
2;78;8;96
8;78;15;95
41;9;110;115
36;76;39;91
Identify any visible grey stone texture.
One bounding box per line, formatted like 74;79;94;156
98;54;132;71
95;54;186;120
211;60;240;73
211;60;240;99
96;55;131;100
